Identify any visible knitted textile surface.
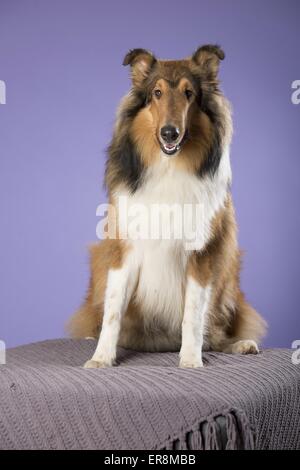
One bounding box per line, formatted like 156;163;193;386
0;339;299;450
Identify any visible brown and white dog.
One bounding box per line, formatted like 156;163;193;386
69;45;266;368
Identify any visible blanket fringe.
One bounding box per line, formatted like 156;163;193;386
161;409;255;450
235;409;255;450
205;419;219;450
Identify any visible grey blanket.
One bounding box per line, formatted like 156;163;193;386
0;339;299;450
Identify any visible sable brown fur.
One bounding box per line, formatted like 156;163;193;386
68;45;266;360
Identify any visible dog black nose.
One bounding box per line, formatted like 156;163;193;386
160;125;180;143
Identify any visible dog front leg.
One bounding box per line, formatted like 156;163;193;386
84;258;134;368
179;277;211;368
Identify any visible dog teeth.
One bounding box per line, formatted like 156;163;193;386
164;144;177;153
161;142;181;155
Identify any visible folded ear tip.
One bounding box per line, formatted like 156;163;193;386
122;49;136;66
122;55;130;66
216;46;225;60
122;48;155;66
193;44;225;61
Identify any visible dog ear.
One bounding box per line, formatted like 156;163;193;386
191;44;225;80
123;48;157;87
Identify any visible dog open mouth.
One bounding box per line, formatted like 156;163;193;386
161;142;181;155
159;131;188;156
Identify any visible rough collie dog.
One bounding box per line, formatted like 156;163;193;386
69;45;266;368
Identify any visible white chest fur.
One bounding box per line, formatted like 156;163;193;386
115;149;231;331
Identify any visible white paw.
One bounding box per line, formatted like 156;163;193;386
231;339;259;355
179;359;203;368
83;358;113;369
179;352;203;368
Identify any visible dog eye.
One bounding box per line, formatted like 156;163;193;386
185;89;193;100
154;89;162;99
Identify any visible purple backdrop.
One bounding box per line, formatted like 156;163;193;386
0;0;299;348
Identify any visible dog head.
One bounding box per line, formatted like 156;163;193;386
123;45;225;157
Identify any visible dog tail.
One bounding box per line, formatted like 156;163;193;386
66;292;101;339
232;291;267;344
